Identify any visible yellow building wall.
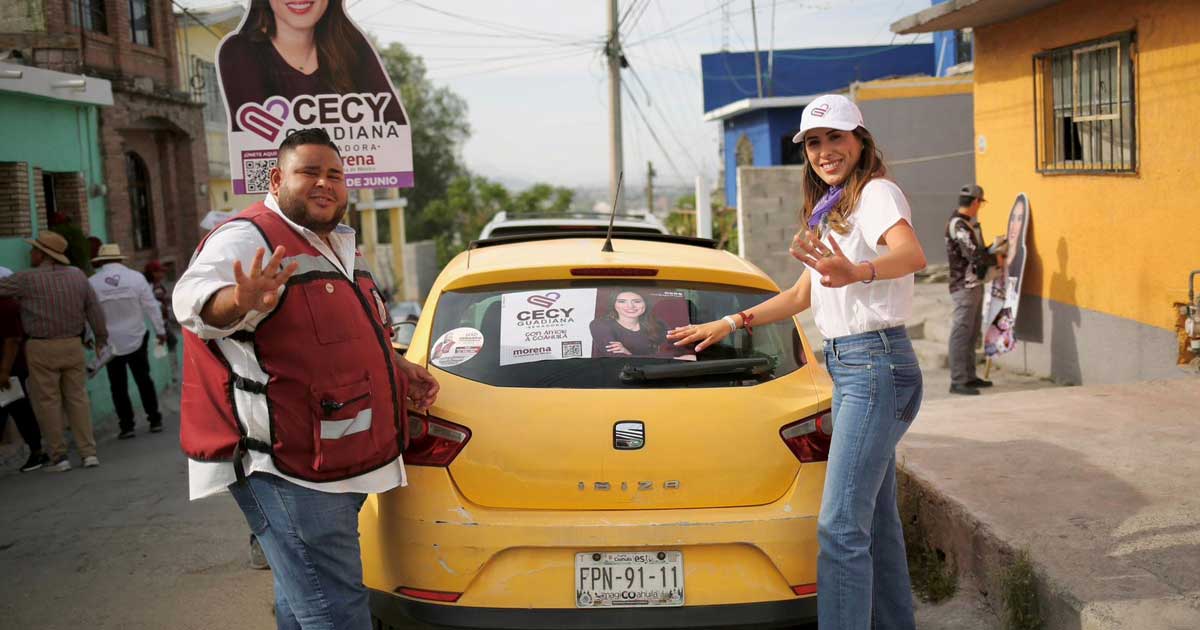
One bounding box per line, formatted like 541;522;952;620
973;0;1200;331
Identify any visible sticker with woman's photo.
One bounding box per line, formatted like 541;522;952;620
499;289;597;366
216;0;413;193
430;327;485;368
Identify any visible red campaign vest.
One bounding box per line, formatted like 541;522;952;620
180;203;407;482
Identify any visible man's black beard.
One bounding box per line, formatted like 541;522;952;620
277;189;347;235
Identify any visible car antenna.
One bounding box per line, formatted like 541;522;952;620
601;171;624;253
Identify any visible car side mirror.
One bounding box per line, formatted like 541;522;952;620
391;320;417;353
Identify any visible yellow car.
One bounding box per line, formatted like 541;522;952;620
364;231;833;628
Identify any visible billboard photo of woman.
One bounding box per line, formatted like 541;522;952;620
216;0;412;194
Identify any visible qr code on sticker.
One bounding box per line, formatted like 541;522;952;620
243;157;277;194
561;341;583;358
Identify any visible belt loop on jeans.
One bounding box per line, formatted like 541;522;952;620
877;328;892;354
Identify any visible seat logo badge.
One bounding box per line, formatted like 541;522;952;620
614;421;645;450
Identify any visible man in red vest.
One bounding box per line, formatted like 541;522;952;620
173;128;438;629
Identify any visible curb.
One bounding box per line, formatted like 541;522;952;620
898;462;1072;629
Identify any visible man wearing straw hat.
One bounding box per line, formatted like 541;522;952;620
0;232;108;471
89;243;167;440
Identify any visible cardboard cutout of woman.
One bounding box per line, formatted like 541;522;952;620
217;0;411;193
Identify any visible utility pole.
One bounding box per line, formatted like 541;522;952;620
607;0;624;207
645;161;656;215
750;0;763;98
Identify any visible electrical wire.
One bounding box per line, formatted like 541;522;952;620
390;0;592;44
623;82;688;184
430;48;596;80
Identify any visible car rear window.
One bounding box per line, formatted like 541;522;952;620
427;280;805;388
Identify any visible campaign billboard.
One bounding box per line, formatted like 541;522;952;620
215;0;412;194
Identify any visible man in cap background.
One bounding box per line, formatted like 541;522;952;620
944;184;1005;395
0;232;108;470
89;244;167;439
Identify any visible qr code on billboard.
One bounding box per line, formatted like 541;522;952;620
561;341;583;358
243;157;277;194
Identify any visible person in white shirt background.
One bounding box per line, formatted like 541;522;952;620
88;244;167;439
669;94;927;630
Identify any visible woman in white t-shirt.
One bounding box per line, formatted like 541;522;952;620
668;94;927;630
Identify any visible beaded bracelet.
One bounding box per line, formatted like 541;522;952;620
860;260;877;285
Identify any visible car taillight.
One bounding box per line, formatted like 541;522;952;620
396;586;462;603
791;583;818;597
780;410;832;463
405;412;470;467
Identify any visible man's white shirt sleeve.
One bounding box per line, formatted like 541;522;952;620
172;221;276;339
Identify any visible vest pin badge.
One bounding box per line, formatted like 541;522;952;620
325;283;335;294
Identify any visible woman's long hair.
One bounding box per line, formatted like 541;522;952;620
243;0;361;95
607;290;661;341
800;127;888;236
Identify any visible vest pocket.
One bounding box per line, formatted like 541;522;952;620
301;280;362;345
312;378;378;472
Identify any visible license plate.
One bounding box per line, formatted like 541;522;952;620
574;551;684;608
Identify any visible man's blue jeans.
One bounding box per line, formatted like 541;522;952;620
228;473;371;630
820;326;923;630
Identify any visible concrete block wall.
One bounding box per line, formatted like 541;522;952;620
736;166;806;291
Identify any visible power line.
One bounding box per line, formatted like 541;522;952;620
623;82;688;184
431;48;596;80
391;0;591;44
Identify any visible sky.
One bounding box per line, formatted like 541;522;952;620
179;0;934;190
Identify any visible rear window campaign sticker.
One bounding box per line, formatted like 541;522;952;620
430;327;485;368
499;289;597;366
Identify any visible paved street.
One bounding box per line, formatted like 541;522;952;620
0;377;1008;630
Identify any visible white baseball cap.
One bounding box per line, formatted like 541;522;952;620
791;94;865;144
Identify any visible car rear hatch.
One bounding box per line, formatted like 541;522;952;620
419;277;826;510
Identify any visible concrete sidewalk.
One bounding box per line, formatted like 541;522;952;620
899;379;1200;629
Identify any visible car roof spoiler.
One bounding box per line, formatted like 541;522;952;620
469;230;719;250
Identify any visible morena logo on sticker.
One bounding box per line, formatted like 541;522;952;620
526;292;561;308
809;103;831;118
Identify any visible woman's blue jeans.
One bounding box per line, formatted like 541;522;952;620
819;326;923;630
228;473;371;630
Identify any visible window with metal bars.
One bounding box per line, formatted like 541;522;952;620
129;0;152;46
1034;32;1136;173
126;152;155;250
192;58;225;125
67;0;108;34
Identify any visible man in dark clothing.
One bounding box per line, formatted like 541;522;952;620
945;184;1004;395
0;270;45;472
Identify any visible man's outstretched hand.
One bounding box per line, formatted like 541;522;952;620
232;247;299;316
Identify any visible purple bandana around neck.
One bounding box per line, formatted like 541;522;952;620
807;185;844;230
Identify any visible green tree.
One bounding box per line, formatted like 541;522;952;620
374;41;471;240
422;175;574;266
665;193;738;254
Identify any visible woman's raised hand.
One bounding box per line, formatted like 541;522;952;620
667;320;731;353
789;229;862;288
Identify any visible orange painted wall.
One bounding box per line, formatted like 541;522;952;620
973;0;1200;331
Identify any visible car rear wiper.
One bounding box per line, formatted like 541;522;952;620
619;357;774;384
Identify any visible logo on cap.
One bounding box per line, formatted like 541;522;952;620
810;104;830;118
